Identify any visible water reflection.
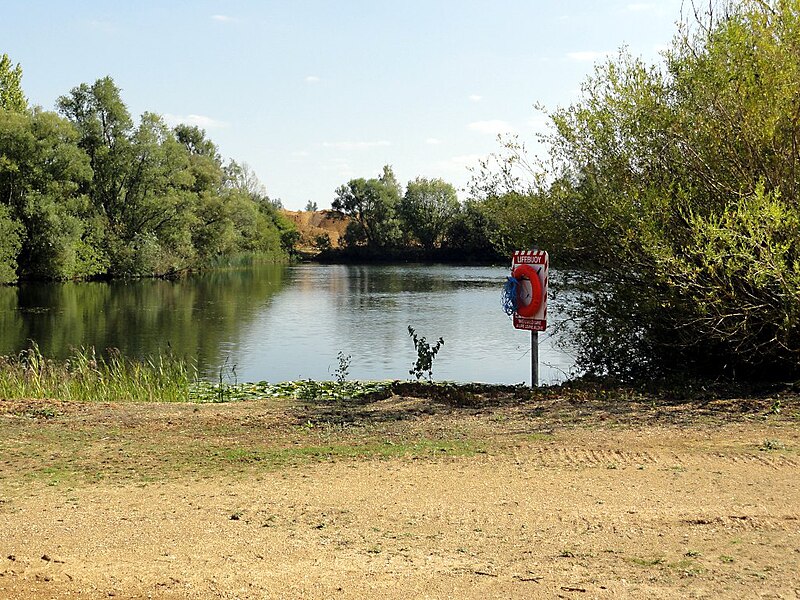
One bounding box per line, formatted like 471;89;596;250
0;264;288;369
0;264;575;385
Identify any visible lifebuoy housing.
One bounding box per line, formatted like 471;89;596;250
511;264;543;317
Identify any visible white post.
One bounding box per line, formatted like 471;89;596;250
531;331;539;387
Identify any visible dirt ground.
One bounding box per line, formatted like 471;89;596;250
1;386;799;599
282;209;350;250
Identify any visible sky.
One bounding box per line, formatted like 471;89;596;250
1;1;685;210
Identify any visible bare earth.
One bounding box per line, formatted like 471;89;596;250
1;387;799;599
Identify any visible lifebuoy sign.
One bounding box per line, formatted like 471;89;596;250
511;250;548;331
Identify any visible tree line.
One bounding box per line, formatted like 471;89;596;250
0;58;296;284
326;165;499;261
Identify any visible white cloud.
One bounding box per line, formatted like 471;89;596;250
425;137;443;145
291;150;310;157
305;75;321;84
211;14;235;22
163;113;228;129
468;94;483;102
321;140;391;150
468;120;515;136
566;50;613;62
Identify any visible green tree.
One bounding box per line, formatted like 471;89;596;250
332;165;402;249
174;123;224;194
220;159;297;256
224;160;269;202
0;203;22;283
57;77;134;229
0;54;27;112
443;200;497;257
0;68;294;281
400;177;459;250
474;0;800;380
0;107;99;280
304;200;318;212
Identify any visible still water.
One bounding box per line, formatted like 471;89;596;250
0;264;575;385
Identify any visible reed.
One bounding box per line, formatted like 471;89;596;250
0;344;194;403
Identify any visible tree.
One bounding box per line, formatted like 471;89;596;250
174;124;224;194
442;200;497;257
225;160;269;202
57;76;134;226
304;200;318;212
56;77;296;275
0;54;27;112
0;107;98;280
473;0;800;380
400;177;459;250
332;165;402;249
0;66;295;281
0;204;22;283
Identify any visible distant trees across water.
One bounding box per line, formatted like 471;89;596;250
326;165;498;262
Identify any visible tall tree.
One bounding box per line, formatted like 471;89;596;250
0;54;27;112
57;76;134;224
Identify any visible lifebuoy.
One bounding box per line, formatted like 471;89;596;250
511;264;543;317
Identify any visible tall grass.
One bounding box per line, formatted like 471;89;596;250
0;344;195;403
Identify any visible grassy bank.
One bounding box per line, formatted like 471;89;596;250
3;347;799;408
0;347;537;406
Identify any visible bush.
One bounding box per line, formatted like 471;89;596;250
474;0;800;381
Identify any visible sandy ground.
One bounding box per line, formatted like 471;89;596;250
1;388;799;599
282;209;349;249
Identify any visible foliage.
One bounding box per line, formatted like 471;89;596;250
0;53;27;112
472;0;800;381
400;177;460;250
0;344;194;403
328;167;482;258
0;67;296;282
407;326;444;382
441;199;498;257
0;107;99;280
332;165;403;249
314;232;332;251
189;378;393;404
305;200;318;212
333;351;351;383
0;204;22;283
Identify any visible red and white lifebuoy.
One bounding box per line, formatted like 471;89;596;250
511;264;543;317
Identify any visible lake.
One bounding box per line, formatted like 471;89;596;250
0;263;576;385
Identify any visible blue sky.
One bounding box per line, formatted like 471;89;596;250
2;1;683;210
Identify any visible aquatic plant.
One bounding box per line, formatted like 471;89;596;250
0;344;194;403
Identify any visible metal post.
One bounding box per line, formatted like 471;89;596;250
531;331;539;387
